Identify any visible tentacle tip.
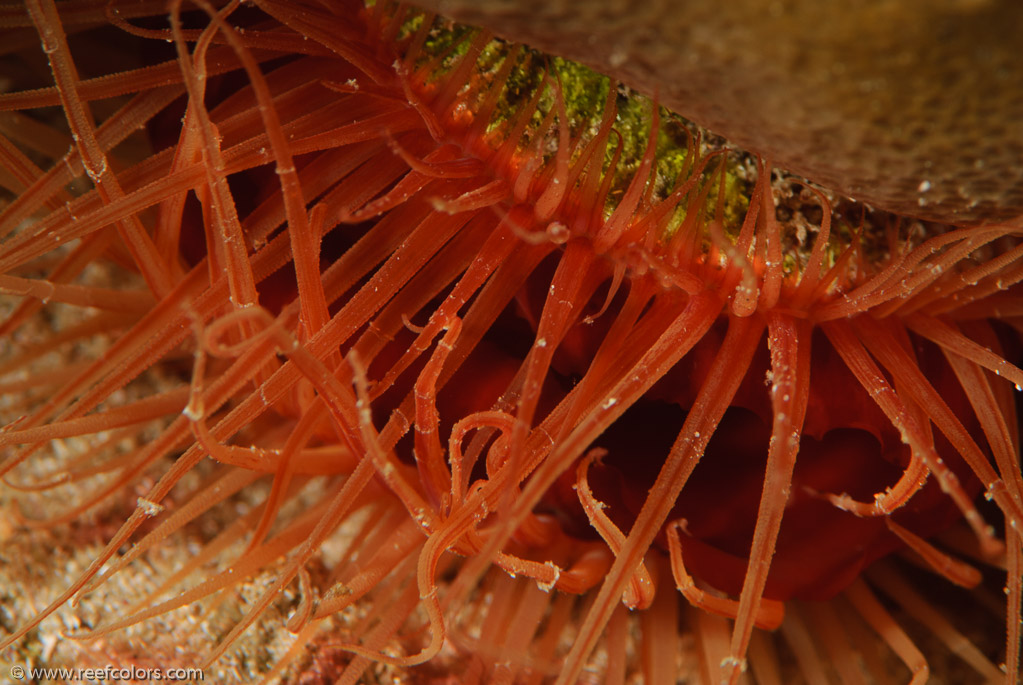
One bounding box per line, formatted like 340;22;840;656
136;497;165;517
983;544;1007;564
719;654;748;681
182;402;204;421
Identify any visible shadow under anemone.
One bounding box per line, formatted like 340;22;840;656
0;1;1022;683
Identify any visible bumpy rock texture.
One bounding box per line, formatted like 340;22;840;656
414;0;1023;225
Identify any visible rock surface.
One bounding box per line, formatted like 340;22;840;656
414;0;1023;225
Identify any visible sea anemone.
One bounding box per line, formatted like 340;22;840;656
1;1;1021;683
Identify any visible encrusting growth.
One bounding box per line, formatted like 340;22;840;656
0;0;1022;683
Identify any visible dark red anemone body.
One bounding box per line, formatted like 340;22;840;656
440;267;990;602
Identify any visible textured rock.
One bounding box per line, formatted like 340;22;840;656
414;0;1023;225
